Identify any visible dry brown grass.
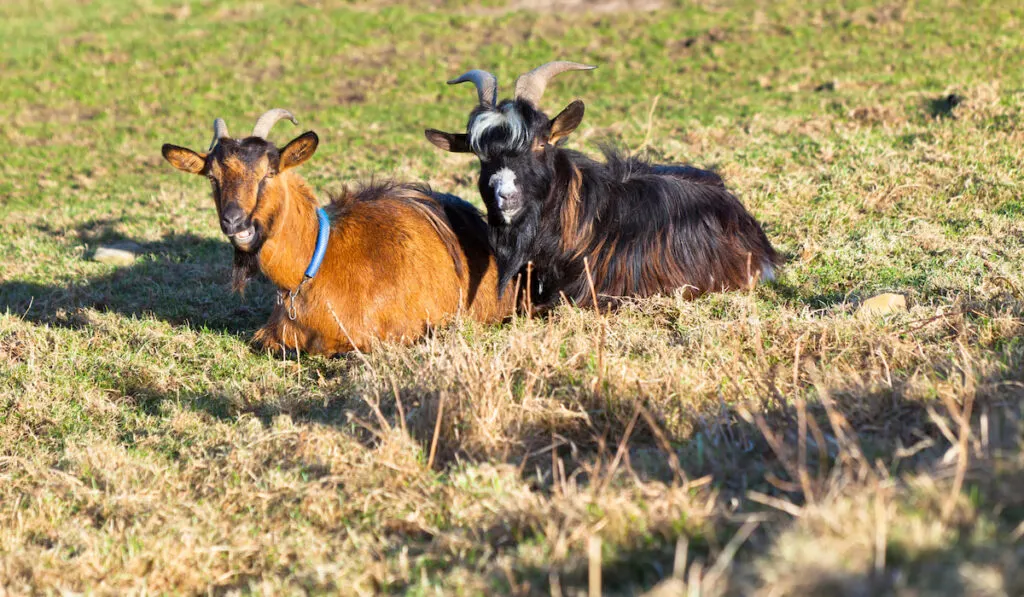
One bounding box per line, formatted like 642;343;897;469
2;0;1024;594
2;285;1022;594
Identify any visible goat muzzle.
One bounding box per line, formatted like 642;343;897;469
220;204;257;250
231;226;256;247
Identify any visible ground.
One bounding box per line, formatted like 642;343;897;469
1;0;1023;595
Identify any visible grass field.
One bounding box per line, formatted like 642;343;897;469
2;0;1023;594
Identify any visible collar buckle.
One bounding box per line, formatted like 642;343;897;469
281;207;330;322
285;277;310;321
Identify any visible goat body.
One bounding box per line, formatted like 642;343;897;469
249;181;513;354
163;115;512;355
426;68;780;310
491;147;779;309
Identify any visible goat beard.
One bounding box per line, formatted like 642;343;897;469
231;247;261;294
491;203;539;299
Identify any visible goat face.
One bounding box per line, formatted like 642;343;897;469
162;130;319;252
428;99;586;225
425;62;593;227
427;99;586;293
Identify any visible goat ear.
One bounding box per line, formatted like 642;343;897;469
162;144;206;175
424;129;471;153
279;131;319;172
548;100;586;145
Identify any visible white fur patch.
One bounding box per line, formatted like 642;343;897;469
488;168;520;221
469;106;527;155
761;261;776;282
488;168;518;199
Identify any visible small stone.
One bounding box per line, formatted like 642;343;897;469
92;241;142;266
858;293;908;317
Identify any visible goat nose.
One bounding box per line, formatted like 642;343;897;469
496;188;519;210
220;206;246;232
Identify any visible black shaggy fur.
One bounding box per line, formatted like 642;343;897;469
428;98;780;310
505;147;778;308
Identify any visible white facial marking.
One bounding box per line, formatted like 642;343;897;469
488;168;519;220
760;261;775;282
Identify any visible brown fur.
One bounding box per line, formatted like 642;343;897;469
558;164;591;257
250;176;513;355
163;136;513;356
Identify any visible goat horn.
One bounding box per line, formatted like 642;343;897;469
209;118;229;151
447;69;498;108
513;61;596;106
251;108;299;140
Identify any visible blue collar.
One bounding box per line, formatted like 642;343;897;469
303;207;330;279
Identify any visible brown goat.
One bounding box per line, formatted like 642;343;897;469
162;109;514;355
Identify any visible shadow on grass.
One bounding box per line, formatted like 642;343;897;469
926;93;965;119
12;299;1012;595
0;228;274;335
8;221;1020;595
769;280;852;311
159;328;1014;596
370;346;1024;596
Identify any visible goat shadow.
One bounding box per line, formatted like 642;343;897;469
0;219;274;335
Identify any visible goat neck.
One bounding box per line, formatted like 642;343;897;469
255;172;322;291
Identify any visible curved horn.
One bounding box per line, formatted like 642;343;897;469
209;118;229;151
514;61;596;106
447;69;498;107
251;108;298;139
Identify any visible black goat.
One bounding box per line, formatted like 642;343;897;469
425;61;779;310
